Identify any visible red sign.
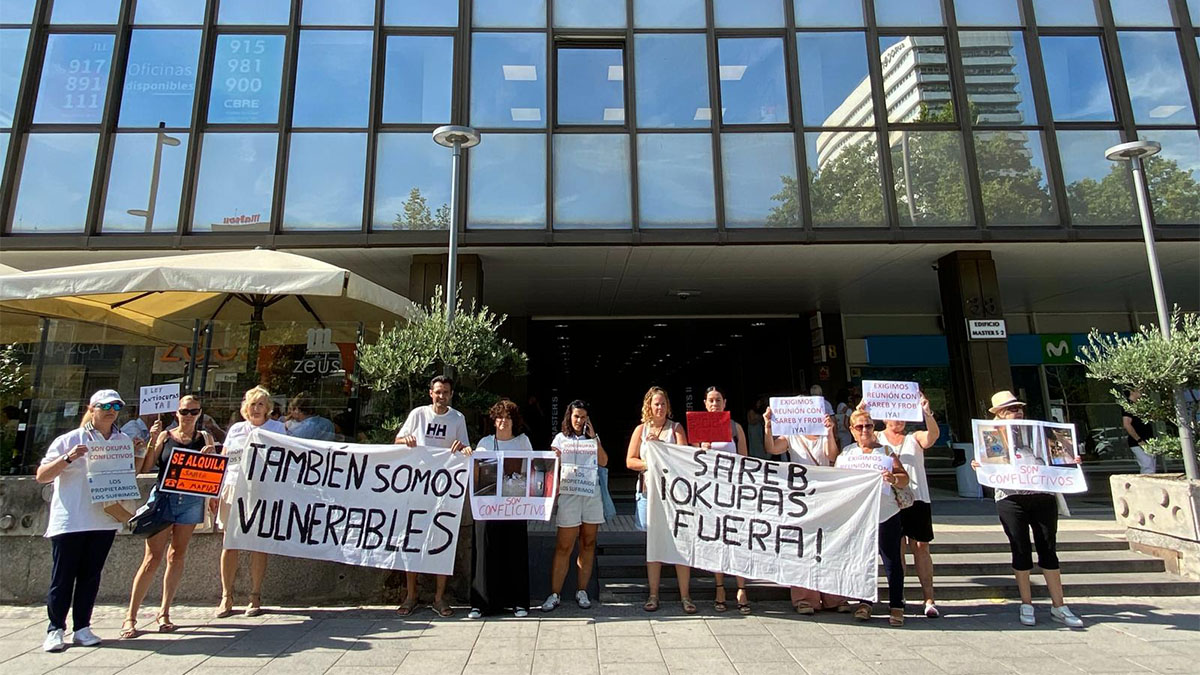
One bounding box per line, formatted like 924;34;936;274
686;411;732;444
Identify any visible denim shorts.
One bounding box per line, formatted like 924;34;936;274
161;492;205;525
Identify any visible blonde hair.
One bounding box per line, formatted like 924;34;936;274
848;409;874;430
240;385;272;419
641;387;671;424
79;409;94;429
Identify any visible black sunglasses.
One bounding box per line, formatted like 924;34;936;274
178;408;202;416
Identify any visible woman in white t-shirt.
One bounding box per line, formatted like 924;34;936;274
36;389;133;653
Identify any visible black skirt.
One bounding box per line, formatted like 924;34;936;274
470;519;530;614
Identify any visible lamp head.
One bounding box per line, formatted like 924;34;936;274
1105;140;1161;162
432;125;481;149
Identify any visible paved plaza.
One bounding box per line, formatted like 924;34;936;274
0;596;1196;675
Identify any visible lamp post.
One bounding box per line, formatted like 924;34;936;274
1105;139;1198;480
431;125;480;328
127;122;181;233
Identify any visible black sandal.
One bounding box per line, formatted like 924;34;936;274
737;587;752;615
714;587;728;612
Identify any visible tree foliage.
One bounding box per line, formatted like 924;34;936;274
393;187;451;231
0;343;26;400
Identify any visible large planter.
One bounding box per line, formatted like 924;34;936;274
1110;473;1200;580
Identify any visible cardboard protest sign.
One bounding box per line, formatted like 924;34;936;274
768;396;828;436
470;451;558;520
644;440;881;602
558;438;599;497
139;383;180;416
971;419;1086;494
224;429;469;574
160;448;228;497
686;411;732;444
86;439;141;503
860;380;923;422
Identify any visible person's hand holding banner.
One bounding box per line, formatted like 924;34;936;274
86;439;141;503
860;380;923;422
970;419;1086;494
686;411;732;444
139;383;180;416
768;396;828;436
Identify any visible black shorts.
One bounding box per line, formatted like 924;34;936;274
900;500;934;542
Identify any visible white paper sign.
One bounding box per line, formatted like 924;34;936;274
860;380;923;422
835;452;896;498
971;419;1087;494
768;396;828;436
558;438;599;497
223;429;469;575
644;440;882;602
139;383;180;415
469;450;559;521
86;439;141;503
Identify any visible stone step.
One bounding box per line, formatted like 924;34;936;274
594;536;1131;557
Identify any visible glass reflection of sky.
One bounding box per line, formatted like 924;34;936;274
555;0;625;28
373;132;452;229
714;0;784;28
50;0;118;24
382;36;453;124
1040;36;1114;122
553;134;631;229
102;132;189;233
219;0;290;25
468;133;545;228
385;0;459;26
804;132;885;227
292;31;372;127
795;0;862;26
1032;0;1098;26
875;0;941;26
558;49;624;125
718;38;789;125
635;34;709;128
11;133;98;233
1118;32;1195;125
192;133;278;232
134;0;206;24
0;0;34;23
471;33;546;128
954;0;1021;25
722;133;796;228
302;0;374;25
119;30;201;128
474;0;545;27
797;32;871;127
34;34;114;124
633;0;704;27
1138;130;1200;223
1;29;29;127
1110;0;1174;26
284;133;366;230
0;132;8;176
207;35;285;124
637;133;715;228
1055;129;1134;224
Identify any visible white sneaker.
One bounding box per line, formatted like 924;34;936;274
923;601;939;618
575;590;592;609
43;629;65;653
540;593;560;611
72;626;101;647
1019;603;1036;626
514;607;528;618
1051;605;1084;628
467;608;482;620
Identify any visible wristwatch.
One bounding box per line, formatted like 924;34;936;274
63;455;73;464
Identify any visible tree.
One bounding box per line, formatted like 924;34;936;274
0;343;25;400
393;187;451;230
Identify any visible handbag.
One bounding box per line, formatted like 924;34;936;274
597;466;617;521
128;485;172;538
893;483;917;510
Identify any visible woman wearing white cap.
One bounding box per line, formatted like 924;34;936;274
972;391;1084;628
35;390;135;652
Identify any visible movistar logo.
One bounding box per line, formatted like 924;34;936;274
1046;340;1069;357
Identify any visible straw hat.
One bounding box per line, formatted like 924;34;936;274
987;390;1025;414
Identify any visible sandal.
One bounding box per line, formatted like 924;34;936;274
119;618;138;640
156;613;177;633
643;595;659;612
244;593;263;618
396;597;419;616
793;601;815;616
889;608;905;627
214;594;235;619
714;587;728;612
853;603;872;621
431;598;454;617
681;598;698;615
737;588;751;615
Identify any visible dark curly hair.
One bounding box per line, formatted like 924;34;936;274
487;398;523;433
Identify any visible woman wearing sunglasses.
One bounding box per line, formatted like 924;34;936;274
120;394;216;638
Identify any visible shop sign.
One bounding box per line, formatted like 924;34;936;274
1040;334;1075;364
294;327;343;376
966;319;1007;340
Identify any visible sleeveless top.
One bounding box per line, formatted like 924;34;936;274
707;419;740;454
155;429;209;485
638;421;681;493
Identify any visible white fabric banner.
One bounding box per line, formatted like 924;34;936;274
972;419;1087;494
768;396;828;436
643;440;882;602
558;438;599;497
469;450;558;520
223;429;469;575
860;380;923;422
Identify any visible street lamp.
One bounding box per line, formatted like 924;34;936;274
1105;139;1198;479
431;125;481;328
127;121;181;233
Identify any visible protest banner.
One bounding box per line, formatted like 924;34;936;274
224;429;469;574
768;396;828;436
643;440;882;602
860;380;923;422
85;439;140;503
558;438;599;497
139;383;180;416
469;451;558;520
160;448;228;498
686;411;732;444
834;452;896;498
971;419;1086;494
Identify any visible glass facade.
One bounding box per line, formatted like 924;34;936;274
0;0;1197;237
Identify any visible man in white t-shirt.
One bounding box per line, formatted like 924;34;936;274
393;375;471;617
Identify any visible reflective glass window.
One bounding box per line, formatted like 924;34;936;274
797;32;873;127
218;0;289;25
1191;0;1199;25
805;131;885;227
50;0;118;23
718;38;789;125
119;30;202;128
33;34;115;124
207;35;286;124
101;131;189;233
474;0;545;28
875;0;942;26
192;133;278;232
1136;130;1200;225
558;48;624;125
954;0;1021;25
633;0;704;27
0;0;35;23
637;133;715;228
714;0;784;28
795;0;862;27
974;131;1057;225
303;0;373;25
1039;36;1114;122
1055;130;1135;225
382;36;454;124
0;132;8;177
292;30;373;127
373;132;452;230
470;33;546;128
385;0;458;26
11;133;98;233
961;31;1037;126
1110;0;1173;26
635;35;710;128
1032;0;1098;27
555;0;625;28
890;131;971;226
722;133;797;228
134;0;206;24
1118;32;1195;124
879;36;955;124
284;133;366;231
467;133;546;229
553;134;631;229
1;29;29;128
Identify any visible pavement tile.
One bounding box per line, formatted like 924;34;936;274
534;624;596;650
594;620;653;637
465;644;534;667
531;648;598;675
833;633;904;661
4;651;88;675
599;664;669;675
184;668;264;675
863;658;947;675
733;663;806;675
334;645;411;667
393;649;470;675
112;652;209;673
787;646;876;675
761;620;842;648
53;643;152;668
651;619;717;649
324;668;399;675
715;634;794;663
660;646;731;668
1125;654;1200;674
998;656;1085;675
479;621;540;638
909;646;1015;675
705;617;770;636
596;636;661;663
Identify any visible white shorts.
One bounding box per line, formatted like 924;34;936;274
556;493;604;528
